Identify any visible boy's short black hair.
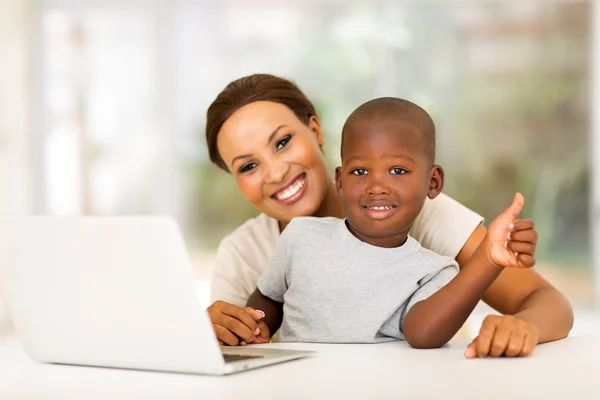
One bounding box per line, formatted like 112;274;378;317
341;97;436;164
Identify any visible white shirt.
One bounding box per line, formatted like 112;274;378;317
211;193;483;307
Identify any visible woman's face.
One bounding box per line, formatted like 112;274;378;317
217;101;331;223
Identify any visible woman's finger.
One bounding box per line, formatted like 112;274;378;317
506;241;536;255
475;320;498;357
508;229;538;244
489;327;512;357
464;340;477;359
213;324;240;346
520;334;537;357
504;331;525;357
218;302;259;333
221;315;257;343
244;307;266;321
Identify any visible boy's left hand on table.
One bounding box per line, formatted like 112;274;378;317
464;314;539;358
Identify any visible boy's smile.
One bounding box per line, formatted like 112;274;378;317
362;203;398;220
336;118;444;248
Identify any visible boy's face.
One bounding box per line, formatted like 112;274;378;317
335;118;444;248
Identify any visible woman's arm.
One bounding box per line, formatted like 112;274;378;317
405;194;538;349
207;233;270;345
457;224;574;357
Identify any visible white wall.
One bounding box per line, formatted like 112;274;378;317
0;0;31;332
0;0;31;215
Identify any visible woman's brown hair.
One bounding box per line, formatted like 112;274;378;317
206;74;317;171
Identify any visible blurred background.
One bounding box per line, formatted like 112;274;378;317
0;0;597;333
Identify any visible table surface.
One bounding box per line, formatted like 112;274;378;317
1;332;599;400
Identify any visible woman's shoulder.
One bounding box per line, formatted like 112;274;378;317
217;215;341;254
219;213;279;251
212;214;279;305
411;193;484;258
407;235;458;269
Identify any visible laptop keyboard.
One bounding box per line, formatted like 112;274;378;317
222;354;265;363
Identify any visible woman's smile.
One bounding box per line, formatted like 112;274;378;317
271;173;307;205
216;101;332;223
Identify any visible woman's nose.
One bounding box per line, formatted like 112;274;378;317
264;162;290;184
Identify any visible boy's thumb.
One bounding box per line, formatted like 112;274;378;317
502;192;524;219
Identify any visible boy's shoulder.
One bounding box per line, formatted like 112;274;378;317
287;216;342;230
283;216;343;240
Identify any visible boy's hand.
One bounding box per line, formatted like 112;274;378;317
207;301;267;346
481;193;537;269
464;315;539;358
252;320;271;344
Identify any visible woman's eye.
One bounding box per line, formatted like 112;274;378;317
275;135;291;151
352;168;368;176
390;167;406;175
239;162;258;173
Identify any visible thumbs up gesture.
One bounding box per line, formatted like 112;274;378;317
482;193;537;269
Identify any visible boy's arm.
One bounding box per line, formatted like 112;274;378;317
247;289;284;336
404;193;537;349
403;256;501;349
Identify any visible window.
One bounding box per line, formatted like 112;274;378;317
32;0;593;307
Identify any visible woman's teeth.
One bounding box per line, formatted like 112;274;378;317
366;206;395;210
275;178;305;200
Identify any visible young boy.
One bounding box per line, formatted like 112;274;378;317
245;97;537;348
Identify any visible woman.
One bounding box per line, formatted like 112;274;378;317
205;74;573;357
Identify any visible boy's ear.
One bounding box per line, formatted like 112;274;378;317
427;165;445;199
335;166;343;192
308;116;325;147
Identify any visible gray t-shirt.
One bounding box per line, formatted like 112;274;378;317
257;217;459;343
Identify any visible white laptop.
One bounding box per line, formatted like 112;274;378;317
0;216;314;375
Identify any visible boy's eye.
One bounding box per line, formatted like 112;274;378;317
390;167;407;175
352;168;368;176
239;162;258;173
275;135;292;151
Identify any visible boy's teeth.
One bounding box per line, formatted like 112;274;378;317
367;206;393;210
276;178;305;200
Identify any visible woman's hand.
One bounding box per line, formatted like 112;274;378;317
464;315;539;358
481;193;537;269
207;300;270;346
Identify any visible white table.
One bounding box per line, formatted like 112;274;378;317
1;333;599;400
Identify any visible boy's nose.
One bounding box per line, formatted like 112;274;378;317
367;185;390;196
366;177;391;196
